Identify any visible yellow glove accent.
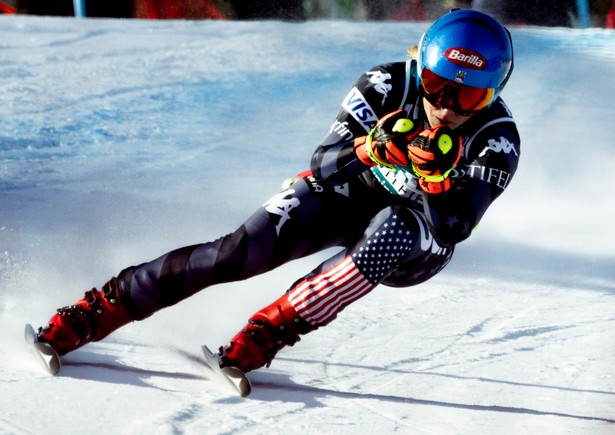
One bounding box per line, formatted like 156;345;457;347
365;132;397;170
438;133;453;155
392;118;415;134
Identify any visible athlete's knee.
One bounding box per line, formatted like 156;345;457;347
361;206;452;287
382;247;453;287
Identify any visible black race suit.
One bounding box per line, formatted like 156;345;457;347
115;59;520;328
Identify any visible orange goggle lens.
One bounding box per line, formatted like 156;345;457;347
421;68;494;116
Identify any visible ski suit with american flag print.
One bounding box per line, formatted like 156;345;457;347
113;59;520;330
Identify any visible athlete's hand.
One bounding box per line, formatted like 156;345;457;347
354;110;420;168
407;126;462;194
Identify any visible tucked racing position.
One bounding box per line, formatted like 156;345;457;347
33;9;520;375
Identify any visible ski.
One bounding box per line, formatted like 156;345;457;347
24;324;61;375
201;345;251;397
23;323;250;396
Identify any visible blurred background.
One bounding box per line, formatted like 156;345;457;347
1;0;614;28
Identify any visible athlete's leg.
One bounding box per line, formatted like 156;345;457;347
117;176;377;320
218;205;454;372
35;177;374;355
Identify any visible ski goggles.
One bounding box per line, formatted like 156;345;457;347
420;68;495;116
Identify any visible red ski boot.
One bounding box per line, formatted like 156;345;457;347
37;278;133;355
218;293;315;373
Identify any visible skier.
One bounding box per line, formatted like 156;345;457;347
33;9;519;374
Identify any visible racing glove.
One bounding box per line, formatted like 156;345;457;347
408;126;462;195
354;110;420;168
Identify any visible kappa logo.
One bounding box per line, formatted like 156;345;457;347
366;70;392;104
264;190;300;236
485;136;518;156
445;47;487;70
342;87;379;133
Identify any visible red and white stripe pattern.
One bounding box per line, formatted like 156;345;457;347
287;256;374;326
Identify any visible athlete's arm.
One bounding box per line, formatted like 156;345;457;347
421;120;520;246
311;62;414;180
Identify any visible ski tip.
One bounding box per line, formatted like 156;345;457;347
25;323;61;375
24;323;37;344
34;342;62;375
221;366;252;397
201;344;252;397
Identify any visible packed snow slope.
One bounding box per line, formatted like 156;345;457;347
1;15;614;435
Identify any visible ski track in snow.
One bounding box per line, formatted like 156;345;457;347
1;15;614;435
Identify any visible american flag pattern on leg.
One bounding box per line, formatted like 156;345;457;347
351;213;416;283
287;210;418;326
287;256;374;326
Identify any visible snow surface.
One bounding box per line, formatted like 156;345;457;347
1;15;614;435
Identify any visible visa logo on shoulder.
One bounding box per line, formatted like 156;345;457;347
342;87;379;133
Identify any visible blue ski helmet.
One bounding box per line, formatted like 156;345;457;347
417;9;514;98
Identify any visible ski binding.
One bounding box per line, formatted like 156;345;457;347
201;345;251;397
24;323;61;375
